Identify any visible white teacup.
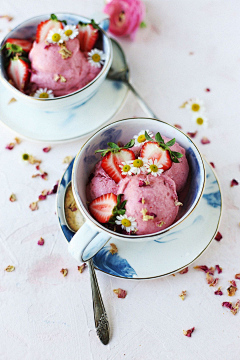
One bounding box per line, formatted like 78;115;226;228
69;118;205;262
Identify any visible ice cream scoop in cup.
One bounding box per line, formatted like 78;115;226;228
69;118;205;263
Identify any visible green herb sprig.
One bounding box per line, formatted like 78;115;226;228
108;194;127;225
95;139;135;157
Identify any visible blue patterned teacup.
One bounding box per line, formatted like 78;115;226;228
69;118;205;262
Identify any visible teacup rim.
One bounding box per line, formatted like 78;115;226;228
72;117;206;241
0;12;112;101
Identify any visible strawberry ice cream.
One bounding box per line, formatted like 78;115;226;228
29;38;101;96
117;174;179;235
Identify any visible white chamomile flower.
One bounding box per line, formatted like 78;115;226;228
33;88;54;99
63;25;79;40
47;28;65;44
115;215;137;233
129;157;148;175
192;114;208;128
145;159;163;177
88;48;106;68
119;161;134;175
185;98;206;113
133;129;153;147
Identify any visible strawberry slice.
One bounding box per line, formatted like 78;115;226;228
101;149;135;183
7;58;30;91
36;18;63;43
77;23;98;52
6;38;33;53
89;193;117;223
140;141;172;171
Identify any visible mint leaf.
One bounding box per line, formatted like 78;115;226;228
107;142;120;150
155;132;164;144
123;139;135;149
165;138;176;147
171;151;183;158
145;131;153;142
90;19;101;30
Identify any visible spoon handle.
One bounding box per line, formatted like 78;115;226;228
126;81;158;119
88;259;110;345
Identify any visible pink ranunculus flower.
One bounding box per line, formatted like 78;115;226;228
103;0;145;40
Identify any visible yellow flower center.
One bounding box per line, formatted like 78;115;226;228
92;53;101;62
39;92;49;98
133;159;143;168
52;33;61;42
65;29;73;36
121;219;131;227
191;103;200;112
196;117;204;125
149;164;158;172
137;134;146;143
122;164;131;172
22;153;29;161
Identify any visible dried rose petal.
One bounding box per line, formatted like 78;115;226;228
214;287;223;295
69;201;78;212
29;201;38;211
223;300;240;315
227;285;237;297
32;174;41;178
139;180;149;187
5;142;15;150
174;124;182;129
179;290;187;300
78;263;86;273
194;265;214;275
109;243;118;255
230;179;239;187
215;265;222;274
183;327;195;337
43;146;51;153
36;165;40;170
0;15;13;21
9;193;17;202
5;265;15;272
63;156;73;164
187;131;197;138
206;272;214;285
148;212;157;218
37;237;44;246
214;231;222;241
14;137;21;144
206;88;211;92
8;97;17;105
60;268;68;277
201;137;210;145
47;181;59;195
113;288;127;298
209;277;219;287
41;172;48;180
38;194;47;201
210;162;215;168
222;301;233;310
235;274;240;280
230;280;237;287
179;267;188;274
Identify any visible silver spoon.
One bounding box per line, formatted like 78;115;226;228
107;38;158;119
64;182;110;345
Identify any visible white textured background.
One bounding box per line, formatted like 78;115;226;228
0;0;240;359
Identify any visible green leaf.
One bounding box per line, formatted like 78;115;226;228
171;157;180;163
140;21;147;28
19;56;31;64
90;19;101;30
171;151;183;158
123;139;135;149
145;131;153;142
165;138;176;147
155;132;164;144
61;19;67;25
107;142;119;150
50;14;58;21
119;200;127;209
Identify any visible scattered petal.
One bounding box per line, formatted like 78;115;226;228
222;300;240;315
235;274;240;280
8;97;17;104
5;142;15;150
156;221;165;227
41;172;48;180
0;15;13;21
187;131;197;138
206;272;214;285
214;287;223;295
43;146;51;153
109;243;118;255
9;193;17;202
230;179;239;187
205;88;211;92
201;137;210;145
222;302;233;310
60;75;66;82
5;265;15;272
209;278;219;287
139;180;150;187
175;200;183;207
78;263;87;273
174;124;182;129
210;162;215;168
14;137;21;144
179;290;187;300
194;265;214;275
227;285;237;297
68;201;78;212
215;265;222;274
28;155;42;165
138;197;145;204
63;156;73;164
230;280;237;287
60;268;68;277
54;74;60;82
179;267;188;274
180;101;188;108
37;237;44;246
214;231;222;241
29;201;38;211
113;288;127;298
183;327;195;337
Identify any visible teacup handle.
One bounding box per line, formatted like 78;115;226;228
90;11;110;31
68;222;111;262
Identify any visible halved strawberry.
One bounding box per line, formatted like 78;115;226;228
36;18;63;43
7;58;30;91
6;38;33;53
89;193;117;223
77;23;98;52
101;149;135;184
140;141;172;171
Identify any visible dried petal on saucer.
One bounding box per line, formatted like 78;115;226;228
230;280;237;287
60;268;68;277
38;190;48;201
187;131;197;138
9;193;17;202
6;142;15;150
174;124;182;129
227;285;237;297
235;274;240;280
109;243;118;255
206;272;214;285
201;137;210;145
194;265;214;275
14;137;21;144
230;179;239;187
37;237;44;246
28;155;42;165
214;231;222;241
5;265;15;272
0;15;13;21
179;290;187;300
78;263;86;273
214;287;223;295
222;301;233;310
68;201;78;212
32;174;41;178
222;300;240;315
183;327;195;337
210;162;215;168
41;172;48;180
63;156;73;164
209;278;219;287
179;267;188;274
47;181;59;195
113;288;127;298
29;201;38;211
43;146;51;153
205;88;211;92
215;265;222;274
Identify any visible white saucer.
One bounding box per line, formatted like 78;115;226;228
0;78;128;143
57;158;222;280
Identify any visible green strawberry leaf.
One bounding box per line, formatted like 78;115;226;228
165;138;176;147
155;132;164;144
145;131;154;142
50;14;58;21
123;139;135;149
95;139;135;156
